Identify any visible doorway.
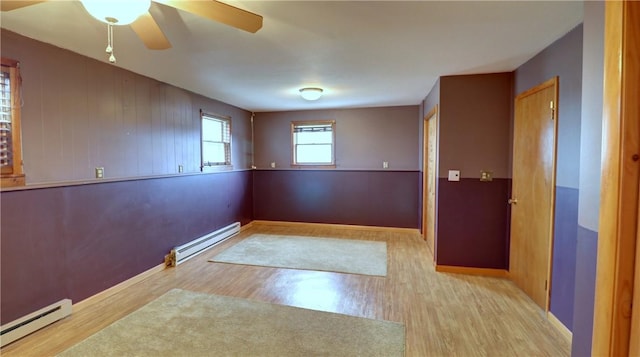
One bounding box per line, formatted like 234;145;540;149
509;77;558;310
422;105;438;262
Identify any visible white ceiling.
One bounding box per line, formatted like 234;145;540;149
0;1;583;112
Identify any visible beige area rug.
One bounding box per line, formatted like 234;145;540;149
209;234;387;276
58;289;404;357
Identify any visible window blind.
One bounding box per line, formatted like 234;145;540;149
0;68;13;172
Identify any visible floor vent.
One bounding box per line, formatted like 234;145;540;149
165;222;241;267
1;299;72;347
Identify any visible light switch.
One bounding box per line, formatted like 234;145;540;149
448;170;460;182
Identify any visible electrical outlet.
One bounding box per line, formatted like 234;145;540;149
383;161;389;169
480;170;493;182
270;162;276;168
178;165;184;173
95;167;104;179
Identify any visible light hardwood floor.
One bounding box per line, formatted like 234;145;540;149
2;222;570;356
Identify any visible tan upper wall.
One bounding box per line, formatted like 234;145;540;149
0;30;253;186
438;72;513;179
254;106;420;171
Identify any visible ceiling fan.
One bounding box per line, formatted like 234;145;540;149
1;0;263;62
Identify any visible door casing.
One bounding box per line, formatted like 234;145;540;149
422;105;438;262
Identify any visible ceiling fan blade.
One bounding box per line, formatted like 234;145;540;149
130;12;172;50
1;1;47;12
154;0;263;33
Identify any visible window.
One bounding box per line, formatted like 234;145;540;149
1;58;25;187
291;120;336;167
201;111;231;169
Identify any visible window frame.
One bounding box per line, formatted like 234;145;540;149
200;111;232;171
290;120;336;168
0;57;25;187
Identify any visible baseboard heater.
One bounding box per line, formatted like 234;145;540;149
0;299;72;347
165;222;241;267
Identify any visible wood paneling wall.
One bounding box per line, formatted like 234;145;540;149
0;30;256;326
0;30;252;185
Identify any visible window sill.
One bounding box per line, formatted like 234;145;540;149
290;164;336;169
202;165;234;173
1;174;25;188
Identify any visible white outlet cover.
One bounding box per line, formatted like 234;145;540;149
448;170;460;181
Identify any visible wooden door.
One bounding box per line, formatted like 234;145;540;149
509;77;558;310
422;106;438;261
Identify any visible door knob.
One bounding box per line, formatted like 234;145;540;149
508;198;518;205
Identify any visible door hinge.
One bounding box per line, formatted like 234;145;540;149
550;101;555;120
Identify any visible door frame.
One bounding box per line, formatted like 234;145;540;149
592;1;640;355
510;77;559;312
422;105;438;261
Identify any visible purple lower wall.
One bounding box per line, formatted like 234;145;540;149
550;186;578;331
0;171;253;324
571;226;598;357
436;178;510;269
253;170;419;229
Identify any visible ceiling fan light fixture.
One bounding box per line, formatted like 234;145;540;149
80;0;151;25
299;87;323;101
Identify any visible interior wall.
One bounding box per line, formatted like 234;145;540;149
254;106;419;171
0;31;254;324
0;172;253;324
253;170;419;228
1;30;253;184
572;2;604;355
513;24;583;332
435;73;512;269
439;73;512;179
252;106;421;228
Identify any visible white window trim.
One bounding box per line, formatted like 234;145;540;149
291;120;336;168
201;111;232;171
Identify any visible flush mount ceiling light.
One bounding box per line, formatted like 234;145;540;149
299;87;324;101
